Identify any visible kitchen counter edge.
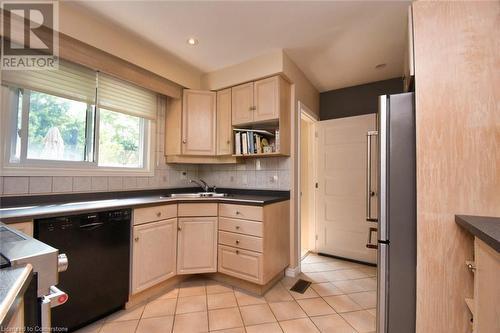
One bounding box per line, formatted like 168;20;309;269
0;264;33;328
455;215;500;253
0;194;289;223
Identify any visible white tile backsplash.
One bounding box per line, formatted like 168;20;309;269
73;177;91;192
91;176;108;192
29;177;53;194
108;177;123;191
197;157;290;191
52;177;73;193
3;177;29;195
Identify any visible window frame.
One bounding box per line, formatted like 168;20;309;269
0;86;155;176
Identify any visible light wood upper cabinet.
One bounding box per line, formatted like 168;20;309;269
217;89;232;155
231;82;254;126
177;217;218;274
254;76;281;122
182;90;216;155
403;5;415;92
131;218;177;294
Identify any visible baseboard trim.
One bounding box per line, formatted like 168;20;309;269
317;252;377;267
285;266;301;277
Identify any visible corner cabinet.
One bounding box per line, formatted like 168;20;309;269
177;203;218;274
131;217;177;294
182;90;217;155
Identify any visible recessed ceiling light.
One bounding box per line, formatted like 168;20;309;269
375;63;387;69
187;37;198;46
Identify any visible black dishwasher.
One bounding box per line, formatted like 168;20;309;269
35;209;131;332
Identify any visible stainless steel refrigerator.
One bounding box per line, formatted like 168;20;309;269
366;92;416;333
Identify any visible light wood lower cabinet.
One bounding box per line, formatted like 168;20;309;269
218;245;263;283
8;221;33;237
217;201;290;285
132;218;177;294
471;238;500;333
177;217;218;274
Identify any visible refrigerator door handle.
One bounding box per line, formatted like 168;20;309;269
366;227;378;249
366;131;378;222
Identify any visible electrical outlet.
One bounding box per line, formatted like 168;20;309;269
271;175;278;183
256;159;261;170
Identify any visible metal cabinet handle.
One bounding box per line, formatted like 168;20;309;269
366;131;378;222
235;211;240;215
235;226;240;230
226;140;230;144
177;225;182;231
182;139;187;144
236;250;239;254
236;240;240;244
134;237;139;242
156;212;162;217
366;227;378;249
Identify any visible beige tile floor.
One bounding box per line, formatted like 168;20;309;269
75;253;377;333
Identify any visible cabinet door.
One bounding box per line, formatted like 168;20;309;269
231;82;254;125
217;88;232;155
132;218;177;294
182;90;216;155
253;76;280;123
177;217;217;274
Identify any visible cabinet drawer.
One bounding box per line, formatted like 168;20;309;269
178;203;218;217
219;231;263;252
134;204;177;225
218;245;262;284
219;217;263;237
219;204;263;221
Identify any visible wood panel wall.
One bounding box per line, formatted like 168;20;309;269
413;2;500;332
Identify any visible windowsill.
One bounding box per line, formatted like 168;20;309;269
0;165;154;177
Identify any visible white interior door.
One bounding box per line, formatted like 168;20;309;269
316;114;377;264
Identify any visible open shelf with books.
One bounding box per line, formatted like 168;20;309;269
232;125;287;157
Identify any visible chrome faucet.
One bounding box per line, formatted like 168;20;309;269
189;178;211;192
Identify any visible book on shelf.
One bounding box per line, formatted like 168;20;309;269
275;130;280;152
235;132;241;155
242;132;248;154
248;130;254;154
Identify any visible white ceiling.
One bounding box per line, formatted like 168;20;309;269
72;1;411;92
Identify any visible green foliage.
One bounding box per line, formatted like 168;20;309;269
24;90;142;166
99;109;141;167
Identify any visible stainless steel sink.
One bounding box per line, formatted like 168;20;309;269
163;192;228;199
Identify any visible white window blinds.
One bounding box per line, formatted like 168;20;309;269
1;61;96;104
97;72;157;120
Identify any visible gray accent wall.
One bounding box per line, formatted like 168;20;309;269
320;78;404;120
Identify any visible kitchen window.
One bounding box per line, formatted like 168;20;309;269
1;61;157;175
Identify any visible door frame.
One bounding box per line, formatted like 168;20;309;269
297;101;318;269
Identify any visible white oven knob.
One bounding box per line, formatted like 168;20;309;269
58;253;68;272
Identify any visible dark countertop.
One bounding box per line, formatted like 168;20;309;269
456;215;500;253
0;264;32;328
0;190;289;222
